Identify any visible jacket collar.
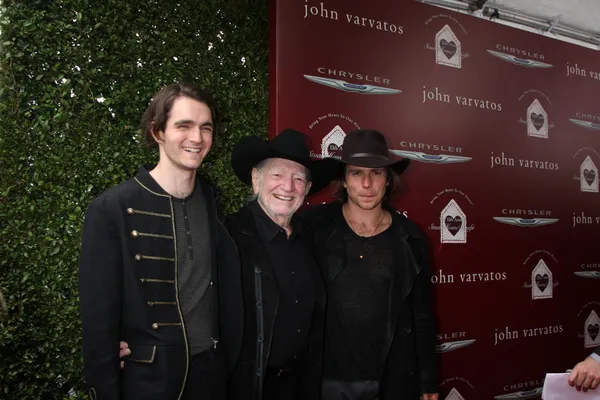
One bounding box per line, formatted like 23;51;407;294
232;205;279;282
133;165;168;196
248;200;303;242
134;165;211;198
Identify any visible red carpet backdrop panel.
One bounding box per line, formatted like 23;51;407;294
269;0;600;398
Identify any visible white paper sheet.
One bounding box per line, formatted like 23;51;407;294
542;373;600;400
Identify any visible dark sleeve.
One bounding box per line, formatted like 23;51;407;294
78;196;123;399
407;230;438;394
298;203;332;244
212;184;227;223
216;218;244;373
595;347;600;357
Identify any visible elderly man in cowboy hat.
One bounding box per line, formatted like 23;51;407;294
306;129;439;400
226;128;337;400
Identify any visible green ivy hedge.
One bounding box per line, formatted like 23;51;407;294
0;0;268;397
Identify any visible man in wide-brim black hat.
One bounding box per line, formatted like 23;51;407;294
304;129;439;400
226;128;337;400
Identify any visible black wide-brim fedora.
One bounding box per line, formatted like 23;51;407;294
231;128;339;195
337;129;410;175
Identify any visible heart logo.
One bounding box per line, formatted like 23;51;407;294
444;215;462;236
535;274;549;292
588;323;600;341
328;143;342;157
440;39;457;59
584;169;596;186
530;113;545;130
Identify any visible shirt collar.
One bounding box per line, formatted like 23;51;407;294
248;200;302;242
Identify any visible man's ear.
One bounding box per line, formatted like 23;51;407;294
151;122;165;144
251;168;260;195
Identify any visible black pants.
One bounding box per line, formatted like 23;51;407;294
262;366;300;400
181;346;228;400
321;379;380;400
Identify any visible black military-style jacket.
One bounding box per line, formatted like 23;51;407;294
78;166;242;400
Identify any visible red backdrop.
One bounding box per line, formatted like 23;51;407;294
270;0;600;398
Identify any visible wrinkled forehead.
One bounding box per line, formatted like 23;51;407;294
262;158;309;177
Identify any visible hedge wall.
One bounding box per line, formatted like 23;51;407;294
0;0;268;397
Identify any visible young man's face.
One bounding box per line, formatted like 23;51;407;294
155;96;213;172
344;165;388;210
252;158;311;224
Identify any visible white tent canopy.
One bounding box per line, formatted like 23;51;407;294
419;0;600;49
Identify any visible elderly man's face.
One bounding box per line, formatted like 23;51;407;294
252;158;311;225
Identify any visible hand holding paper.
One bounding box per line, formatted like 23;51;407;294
543;373;600;400
569;356;600;392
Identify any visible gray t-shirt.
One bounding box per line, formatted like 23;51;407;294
172;186;215;355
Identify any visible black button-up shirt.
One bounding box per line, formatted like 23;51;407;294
249;200;316;368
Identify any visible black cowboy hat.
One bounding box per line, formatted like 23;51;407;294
231;128;339;194
338;129;410;175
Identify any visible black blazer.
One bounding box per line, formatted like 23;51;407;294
304;202;438;399
226;205;326;400
78;167;243;400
